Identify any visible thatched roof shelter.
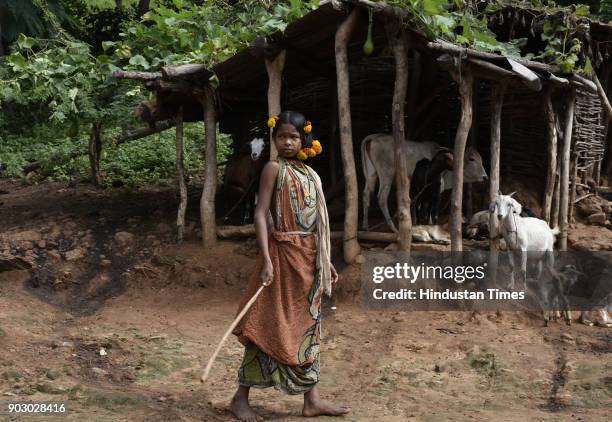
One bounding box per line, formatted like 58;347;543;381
114;0;612;259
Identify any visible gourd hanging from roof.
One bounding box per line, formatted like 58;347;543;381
363;9;374;56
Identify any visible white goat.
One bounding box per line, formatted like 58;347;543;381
489;192;560;290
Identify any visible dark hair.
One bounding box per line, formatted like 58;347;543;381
271;110;313;148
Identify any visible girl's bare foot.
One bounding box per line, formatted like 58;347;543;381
303;385;350;417
230;386;261;422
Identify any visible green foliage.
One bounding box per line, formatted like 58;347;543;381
0;0;70;48
600;0;612;21
386;0;595;72
0;123;232;187
1;35;139;126
104;0;319;71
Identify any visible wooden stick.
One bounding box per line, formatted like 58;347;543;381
592;71;612;122
574;193;594;204
200;285;265;383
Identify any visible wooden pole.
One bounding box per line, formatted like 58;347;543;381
265;50;286;161
489;82;505;285
559;88;576;251
600;66;612;178
387;21;412;252
465;80;479;221
592;69;612;122
542;86;558;225
449;60;474;251
201;87;218;248
175;106;187;243
334;8;361;263
551;146;561;228
88;121;102;186
569;153;578;226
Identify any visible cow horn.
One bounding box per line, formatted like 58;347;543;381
508;191;516;197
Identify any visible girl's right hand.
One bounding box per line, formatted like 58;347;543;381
261;260;273;286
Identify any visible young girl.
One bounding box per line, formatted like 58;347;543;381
231;111;350;421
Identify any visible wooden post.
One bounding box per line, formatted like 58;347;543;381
265;50;286;160
569;153;578;226
201;87;217;248
489;82;505;285
175;106;187;243
551;147;561;228
465;80;479;221
449;59;474;251
334;8;361;263
543;86;558;225
559;88;576;251
387;22;412;252
88;121;103;186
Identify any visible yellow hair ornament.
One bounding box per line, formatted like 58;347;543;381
303;121;312;134
311;140;322;154
267;116;278;128
296;150;308;161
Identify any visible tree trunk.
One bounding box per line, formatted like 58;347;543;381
387;22;412;252
88;121;103;186
175;106;187;244
334;8;361;263
449;61;474;251
559;88;576;251
200;88;217;248
265;50;286;160
543;86;557;225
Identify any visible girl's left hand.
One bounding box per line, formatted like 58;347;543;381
330;263;339;284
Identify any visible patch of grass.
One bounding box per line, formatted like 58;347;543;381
467;351;498;378
84;389;145;412
35;382;66;394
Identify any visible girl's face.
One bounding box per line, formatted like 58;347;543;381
274;123;302;158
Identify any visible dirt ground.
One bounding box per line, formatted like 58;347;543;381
0;180;610;421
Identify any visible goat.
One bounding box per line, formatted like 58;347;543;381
410;149;454;225
464;201;538;241
361;133;488;233
489;192;560;290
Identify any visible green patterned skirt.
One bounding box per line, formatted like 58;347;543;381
238;342;320;395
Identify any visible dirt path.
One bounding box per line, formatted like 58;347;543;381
0;180;610;421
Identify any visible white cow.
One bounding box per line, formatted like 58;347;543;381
361;133;488;232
